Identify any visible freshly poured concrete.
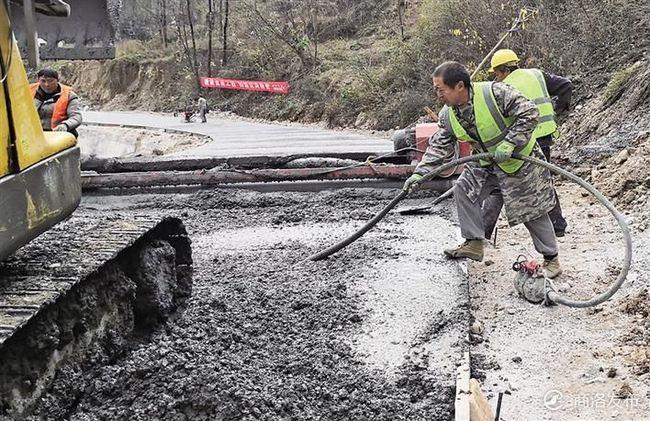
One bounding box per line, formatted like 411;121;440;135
34;188;469;419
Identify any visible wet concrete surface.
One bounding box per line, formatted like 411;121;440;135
32;188;469;420
83;111;391;158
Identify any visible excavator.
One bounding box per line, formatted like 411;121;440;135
0;1;192;417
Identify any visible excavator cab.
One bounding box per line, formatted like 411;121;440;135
0;0;82;260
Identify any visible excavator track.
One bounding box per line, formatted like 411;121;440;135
0;214;192;418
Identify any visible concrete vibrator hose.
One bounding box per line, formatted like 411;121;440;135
307;152;632;308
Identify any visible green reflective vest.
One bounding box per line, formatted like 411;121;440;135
446;81;536;174
504;68;558;139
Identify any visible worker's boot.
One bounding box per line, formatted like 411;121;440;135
543;255;563;279
443;240;484;262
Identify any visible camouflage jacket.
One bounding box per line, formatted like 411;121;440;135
415;82;555;226
415;82;539;174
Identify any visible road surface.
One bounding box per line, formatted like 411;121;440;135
83;111;392;158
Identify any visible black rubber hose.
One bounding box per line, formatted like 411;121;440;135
306;153;480;262
307;152;633;308
521;154;633;308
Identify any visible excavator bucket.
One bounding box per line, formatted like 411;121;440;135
9;0;117;60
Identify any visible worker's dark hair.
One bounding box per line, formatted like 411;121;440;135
432;61;470;89
36;67;59;79
495;64;519;74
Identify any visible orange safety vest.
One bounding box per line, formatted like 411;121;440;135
30;83;71;129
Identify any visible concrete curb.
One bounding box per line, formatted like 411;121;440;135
455;350;472;421
455;259;472;421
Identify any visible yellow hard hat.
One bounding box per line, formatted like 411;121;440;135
489;49;520;72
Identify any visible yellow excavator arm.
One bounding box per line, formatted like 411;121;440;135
0;4;76;168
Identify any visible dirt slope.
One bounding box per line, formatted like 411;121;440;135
557;60;650;228
59;58;192;112
468;181;649;420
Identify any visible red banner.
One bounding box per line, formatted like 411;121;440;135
200;77;290;94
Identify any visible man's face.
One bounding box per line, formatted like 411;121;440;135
38;76;58;94
432;76;467;106
492;69;509;82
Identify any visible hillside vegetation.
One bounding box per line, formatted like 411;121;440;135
57;0;649;196
57;0;646;127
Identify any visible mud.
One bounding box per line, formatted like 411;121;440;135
27;188;468;420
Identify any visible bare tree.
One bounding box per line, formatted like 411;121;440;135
308;0;319;62
222;0;229;66
159;0;168;47
175;1;200;87
397;0;406;40
239;0;316;70
186;0;199;77
207;0;214;76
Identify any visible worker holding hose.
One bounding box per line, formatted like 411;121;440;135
403;61;562;278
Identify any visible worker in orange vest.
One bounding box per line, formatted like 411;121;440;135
31;68;82;137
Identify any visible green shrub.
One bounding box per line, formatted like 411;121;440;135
603;65;637;106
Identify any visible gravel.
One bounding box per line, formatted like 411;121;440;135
30;187;468;420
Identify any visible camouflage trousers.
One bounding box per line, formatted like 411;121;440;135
456;147;556;227
481;145;568;238
454;169;559;256
454;146;559;256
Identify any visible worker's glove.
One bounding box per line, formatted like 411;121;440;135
403;173;424;193
493;142;516;163
551;95;559;112
54;124;68;132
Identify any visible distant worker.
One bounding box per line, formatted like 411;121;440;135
197;96;208;123
183;104;194;123
31;68;82;137
402;61;562;278
482;49;572;238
